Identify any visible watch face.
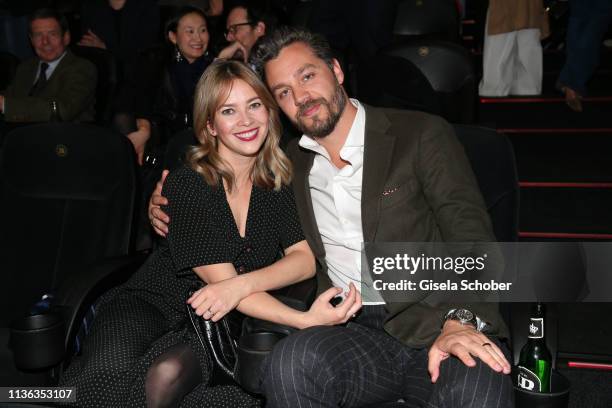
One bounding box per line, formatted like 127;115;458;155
456;309;474;322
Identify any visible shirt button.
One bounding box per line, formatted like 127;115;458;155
238;266;246;273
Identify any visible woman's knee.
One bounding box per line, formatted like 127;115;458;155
145;344;201;407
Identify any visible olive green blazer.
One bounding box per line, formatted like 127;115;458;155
2;51;97;123
287;104;509;347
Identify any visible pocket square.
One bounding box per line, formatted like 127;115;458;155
382;187;399;196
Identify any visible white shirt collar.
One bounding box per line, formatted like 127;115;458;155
36;51;67;81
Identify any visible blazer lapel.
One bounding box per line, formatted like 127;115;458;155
290;145;326;257
361;105;395;243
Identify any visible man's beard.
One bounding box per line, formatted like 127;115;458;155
294;83;347;139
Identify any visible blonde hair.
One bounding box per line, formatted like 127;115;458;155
188;59;291;191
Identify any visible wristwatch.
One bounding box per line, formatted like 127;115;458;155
444;309;489;332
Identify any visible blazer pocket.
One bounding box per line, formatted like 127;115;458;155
380;180;418;210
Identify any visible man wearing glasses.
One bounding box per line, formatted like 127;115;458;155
217;1;276;63
0;8;96;123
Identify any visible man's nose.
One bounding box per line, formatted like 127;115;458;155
294;87;311;106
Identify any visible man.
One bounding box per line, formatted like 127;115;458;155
150;27;513;407
0;8;97;123
217;1;276;63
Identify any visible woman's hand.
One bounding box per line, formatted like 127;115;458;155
187;276;251;322
126;118;151;165
78;29;107;49
300;283;362;328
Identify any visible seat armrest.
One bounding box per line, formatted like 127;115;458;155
55;253;148;350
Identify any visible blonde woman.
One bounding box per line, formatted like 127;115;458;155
60;59;361;407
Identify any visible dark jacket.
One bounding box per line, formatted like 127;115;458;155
2;51;97;122
287;104;509;347
80;0;160;66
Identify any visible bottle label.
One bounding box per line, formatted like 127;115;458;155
517;366;542;392
528;318;544;339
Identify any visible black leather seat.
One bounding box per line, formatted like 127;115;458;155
71;45;119;125
0;123;138;385
0;51;20;90
357;40;476;123
393;0;460;43
453;125;519;243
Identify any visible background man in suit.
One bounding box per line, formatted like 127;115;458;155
149;27;513;407
0;8;97;123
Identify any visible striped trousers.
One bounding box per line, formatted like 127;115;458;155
261;307;514;408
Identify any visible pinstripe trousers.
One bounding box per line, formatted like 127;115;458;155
261;307;514;408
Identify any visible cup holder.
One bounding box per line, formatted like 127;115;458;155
9;313;66;371
236;332;285;394
514;369;570;408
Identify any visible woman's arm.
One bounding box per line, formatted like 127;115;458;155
189;258;362;329
187;240;315;319
126;118;151;165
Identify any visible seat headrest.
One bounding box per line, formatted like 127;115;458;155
382;41;473;92
1;123;134;200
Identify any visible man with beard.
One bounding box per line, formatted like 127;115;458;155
149;27;513;408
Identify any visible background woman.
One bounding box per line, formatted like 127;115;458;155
59;59;360;407
115;6;213;165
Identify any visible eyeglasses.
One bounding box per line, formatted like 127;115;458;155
224;22;253;37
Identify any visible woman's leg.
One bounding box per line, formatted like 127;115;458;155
145;344;201;408
59;293;170;407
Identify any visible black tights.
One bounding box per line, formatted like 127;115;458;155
145;343;201;408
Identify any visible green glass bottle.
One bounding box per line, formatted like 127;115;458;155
517;303;552;393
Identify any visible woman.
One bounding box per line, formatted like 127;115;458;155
115;6;214;165
60;60;361;407
78;0;160;75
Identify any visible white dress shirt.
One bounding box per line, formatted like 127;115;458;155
298;99;384;305
33;51;67;84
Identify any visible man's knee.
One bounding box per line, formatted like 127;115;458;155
261;327;336;393
437;357;514;408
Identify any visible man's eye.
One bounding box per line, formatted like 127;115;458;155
303;73;314;81
221;108;234;115
278;89;289;99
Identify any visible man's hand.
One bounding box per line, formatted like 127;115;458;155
300;283;362;328
148;170;170;237
78;29;107;49
217;42;248;62
428;320;511;383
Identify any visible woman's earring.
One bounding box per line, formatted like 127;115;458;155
174;45;183;63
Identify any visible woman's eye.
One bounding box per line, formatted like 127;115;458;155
249;102;262;109
221;108;234;115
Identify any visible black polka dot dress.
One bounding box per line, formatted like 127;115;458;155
59;165;305;407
